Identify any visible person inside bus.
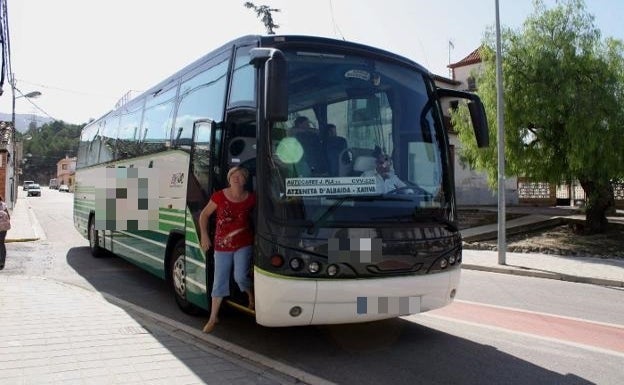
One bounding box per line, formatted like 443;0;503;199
289;116;315;135
323;123;347;176
288;116;327;175
361;148;413;194
199;166;256;333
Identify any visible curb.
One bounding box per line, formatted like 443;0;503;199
6;238;40;243
101;293;338;385
462;217;564;242
462;264;624;288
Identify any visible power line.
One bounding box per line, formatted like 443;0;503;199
16;78;117;99
1;0;14;94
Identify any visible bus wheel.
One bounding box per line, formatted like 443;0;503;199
170;240;201;315
88;217;103;258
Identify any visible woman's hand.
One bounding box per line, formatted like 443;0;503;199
200;236;212;252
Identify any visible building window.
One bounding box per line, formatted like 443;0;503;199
62;164;68;170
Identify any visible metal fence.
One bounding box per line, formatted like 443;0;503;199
518;179;624;208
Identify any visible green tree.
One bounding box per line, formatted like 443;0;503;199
453;0;624;233
244;2;280;35
22;120;84;183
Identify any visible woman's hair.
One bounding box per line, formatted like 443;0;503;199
227;166;249;183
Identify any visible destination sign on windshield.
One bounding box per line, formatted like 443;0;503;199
285;177;378;197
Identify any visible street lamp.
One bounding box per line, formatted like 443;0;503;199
10;88;42;208
12;89;42;133
17;91;42;99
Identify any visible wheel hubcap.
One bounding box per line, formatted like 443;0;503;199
89;223;96;249
173;256;186;298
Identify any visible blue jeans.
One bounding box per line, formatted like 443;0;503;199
211;245;252;298
0;230;6;267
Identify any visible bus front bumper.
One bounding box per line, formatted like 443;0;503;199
253;267;460;327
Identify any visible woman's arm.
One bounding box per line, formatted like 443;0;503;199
199;200;217;251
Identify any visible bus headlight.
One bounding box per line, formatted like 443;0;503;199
308;261;321;274
448;255;456;265
440;258;448;269
327;264;339;276
289;257;303;271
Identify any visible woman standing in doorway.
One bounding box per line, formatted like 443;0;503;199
199;167;256;333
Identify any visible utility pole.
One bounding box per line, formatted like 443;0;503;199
495;0;506;265
10;75;42;209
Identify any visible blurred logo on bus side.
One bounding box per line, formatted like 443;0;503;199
328;237;382;264
94;168;159;231
357;296;421;315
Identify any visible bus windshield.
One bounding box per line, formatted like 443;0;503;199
263;48;448;226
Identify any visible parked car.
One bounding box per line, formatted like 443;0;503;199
23;180;35;191
59;184;70;192
27;183;41;197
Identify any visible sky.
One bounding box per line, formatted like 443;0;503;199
2;0;624;125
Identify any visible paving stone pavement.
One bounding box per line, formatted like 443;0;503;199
0;275;298;385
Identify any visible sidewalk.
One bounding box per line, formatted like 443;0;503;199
6;197;46;243
0;275;310;385
460;207;624;287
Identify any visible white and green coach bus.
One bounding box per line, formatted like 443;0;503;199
74;35;488;326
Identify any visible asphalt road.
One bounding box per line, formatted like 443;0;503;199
7;189;624;385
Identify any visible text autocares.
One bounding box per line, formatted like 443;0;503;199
285;177;378;197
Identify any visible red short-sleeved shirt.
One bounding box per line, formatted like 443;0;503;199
210;190;256;251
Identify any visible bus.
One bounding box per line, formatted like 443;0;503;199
74;35;488;327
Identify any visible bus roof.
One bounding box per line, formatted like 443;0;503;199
87;34;431;125
259;35;429;73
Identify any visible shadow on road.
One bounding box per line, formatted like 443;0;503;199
66;246;593;385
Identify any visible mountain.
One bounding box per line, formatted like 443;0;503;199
0;112;54;132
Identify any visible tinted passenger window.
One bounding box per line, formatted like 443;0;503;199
98;114;118;164
141;87;177;154
175;59;229;142
229;46;255;107
117;100;144;159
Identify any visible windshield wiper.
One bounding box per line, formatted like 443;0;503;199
305;195;416;234
306;196;349;235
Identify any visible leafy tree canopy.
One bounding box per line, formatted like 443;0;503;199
20;120;84;184
453;0;624;233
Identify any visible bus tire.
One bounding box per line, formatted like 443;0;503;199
170;240;202;315
88;216;104;258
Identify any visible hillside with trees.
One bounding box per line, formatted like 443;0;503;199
20;120;84;184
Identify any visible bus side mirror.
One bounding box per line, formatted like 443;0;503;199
468;100;489;148
250;48;288;122
437;88;490;148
